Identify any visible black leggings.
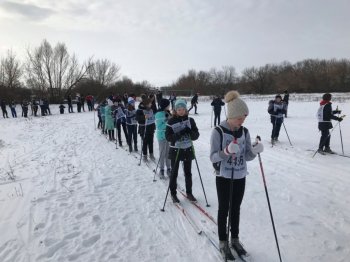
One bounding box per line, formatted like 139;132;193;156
169;158;192;195
214;111;221;126
117;121;128;143
127;125;137;146
319;129;330;149
216;176;246;241
142;133;154;155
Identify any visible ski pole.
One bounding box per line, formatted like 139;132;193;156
282;121;293;146
191;142;210;207
337;106;345;155
93;108;96;130
312;117;345;158
153;144;165;182
160;149;180;212
256;136;283;262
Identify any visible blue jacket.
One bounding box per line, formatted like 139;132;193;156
155;111;170;141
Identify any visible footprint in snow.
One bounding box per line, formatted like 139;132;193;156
82;235;100;248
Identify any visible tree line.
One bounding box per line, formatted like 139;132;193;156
164;59;350;96
0;39;154;103
1;38;350;103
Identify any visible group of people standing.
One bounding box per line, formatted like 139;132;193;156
0;98;52;119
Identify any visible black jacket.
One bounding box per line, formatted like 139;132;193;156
136;103;156;136
318;102;341;130
211;98;225;112
191;95;198;105
165;115;199;161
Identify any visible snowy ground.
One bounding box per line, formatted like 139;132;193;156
0;96;349;262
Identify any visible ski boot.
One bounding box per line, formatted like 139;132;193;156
158;170;165;179
231;238;247;257
149;154;156;161
171;194;180;203
324;147;335;154
186;193;197;202
317;148;326;155
219;241;235;261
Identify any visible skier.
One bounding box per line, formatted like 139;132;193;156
317;93;343;154
32;99;39;116
156;90;163;108
1;99;8;118
59;104;66;114
105;99;115;140
100;102;106;134
165;99;199;203
268;94;286;143
169;93;176;110
76;95;82;113
115;100;129;147
188;93;199;114
96;104;102;129
136;95;156;161
81;94;85;112
67;95;74;113
283;90;289;118
210;90;264;260
211;95;225;126
155;98;172;178
22;100;29;118
149;93;158;113
126;97;138;152
43;98;51;115
9;101;17;118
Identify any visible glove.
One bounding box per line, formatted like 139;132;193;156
252;142;264;155
224;141;240;155
184;127;191;134
338;117;343;122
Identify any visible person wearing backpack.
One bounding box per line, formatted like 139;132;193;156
210;90;264;261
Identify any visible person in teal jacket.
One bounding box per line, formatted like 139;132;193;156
100;102;106;134
155;98;171;178
104;99;115;140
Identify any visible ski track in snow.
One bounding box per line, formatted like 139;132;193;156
0;98;349;262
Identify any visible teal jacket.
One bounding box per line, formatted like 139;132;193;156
155;111;169;141
104;106;115;130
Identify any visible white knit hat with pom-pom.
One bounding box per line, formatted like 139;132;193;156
224;91;249;119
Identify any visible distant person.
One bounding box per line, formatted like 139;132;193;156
1;100;9;118
22;100;29;118
149;93;158;113
86;95;93;111
126;97;138;152
76;95;82;113
43;98;51;115
9;101;17;118
283;90;290;118
211;95;225;126
156;90;163;108
169;93;176;110
188;93;199;114
316;93;343;155
32;99;39;116
67;95;74;113
59;104;66;114
268;94;286;144
81;94;85;112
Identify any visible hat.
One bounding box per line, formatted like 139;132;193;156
175;99;187;110
128;97;135;104
322;93;332;101
224;91;249;119
159;99;170;110
275;94;282;100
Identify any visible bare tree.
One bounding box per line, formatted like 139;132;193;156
0;50;22;88
25;39;93;100
87;58;120;86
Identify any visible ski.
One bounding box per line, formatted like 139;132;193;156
177;187;217;225
173;202;202;235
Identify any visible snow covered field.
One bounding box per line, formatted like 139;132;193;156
0;95;349;262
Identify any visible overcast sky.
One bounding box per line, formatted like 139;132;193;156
1;0;350;86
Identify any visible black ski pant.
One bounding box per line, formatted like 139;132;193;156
1;109;8;118
77;103;81;113
216;176;246;241
141;133;154;156
23;108;28;117
117;121;128;144
68;104;73;113
127;125;137;148
188;103;197;114
33;106;38;116
271;118;282;139
214;110;221;126
319;129;330;149
108;130;115;140
170;158;193;196
97;116;102;129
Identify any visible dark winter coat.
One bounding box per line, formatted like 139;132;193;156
136;102;156;136
268;100;286;124
191;94;198;105
165;115;199;161
317;101;341;130
211;98;225;112
283;93;289;104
